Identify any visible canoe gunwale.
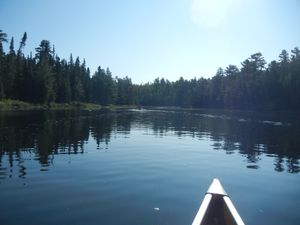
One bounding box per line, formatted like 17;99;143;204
191;193;213;225
191;179;245;225
223;196;245;225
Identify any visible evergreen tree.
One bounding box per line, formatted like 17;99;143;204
17;32;27;56
9;37;15;55
3;38;17;98
0;78;4;100
0;30;300;111
291;47;300;62
225;65;239;76
116;76;134;105
241;52;266;73
34;40;55;103
15;32;28;99
0;30;8;55
0;30;8;99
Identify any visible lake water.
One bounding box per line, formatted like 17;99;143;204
0;108;299;225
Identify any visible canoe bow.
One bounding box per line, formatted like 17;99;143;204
192;179;245;225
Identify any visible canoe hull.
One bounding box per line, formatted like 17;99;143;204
192;179;245;225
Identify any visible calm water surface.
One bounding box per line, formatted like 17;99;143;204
0;108;299;225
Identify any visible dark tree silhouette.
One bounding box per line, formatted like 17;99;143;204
0;30;299;110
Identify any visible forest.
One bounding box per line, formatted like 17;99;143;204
0;30;299;110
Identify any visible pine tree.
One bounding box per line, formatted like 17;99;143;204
17;32;27;56
0;30;8;56
3;37;17;98
34;40;55;103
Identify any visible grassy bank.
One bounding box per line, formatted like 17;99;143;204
0;99;137;111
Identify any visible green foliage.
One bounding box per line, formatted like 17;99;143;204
0;30;8;55
0;79;4;100
0;99;37;110
17;32;27;56
0;29;299;110
91;67;116;105
241;52;266;73
136;50;300;110
35;60;55;103
116;76;134;105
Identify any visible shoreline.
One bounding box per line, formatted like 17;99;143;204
0;100;138;111
1;100;299;114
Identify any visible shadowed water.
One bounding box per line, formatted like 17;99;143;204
0;108;299;225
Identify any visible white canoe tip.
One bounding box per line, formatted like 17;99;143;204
207;178;227;196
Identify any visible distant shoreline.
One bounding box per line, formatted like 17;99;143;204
1;100;299;114
0;100;138;111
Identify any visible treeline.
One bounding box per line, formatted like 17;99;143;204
0;30;300;110
137;51;300;110
0;30;135;105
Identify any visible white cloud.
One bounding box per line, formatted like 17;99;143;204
191;0;239;28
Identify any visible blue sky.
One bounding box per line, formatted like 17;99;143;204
1;0;299;84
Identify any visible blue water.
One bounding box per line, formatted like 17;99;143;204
0;109;299;225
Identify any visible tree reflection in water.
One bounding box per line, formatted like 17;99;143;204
0;109;299;179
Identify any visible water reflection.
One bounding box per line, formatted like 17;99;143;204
0;109;299;179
